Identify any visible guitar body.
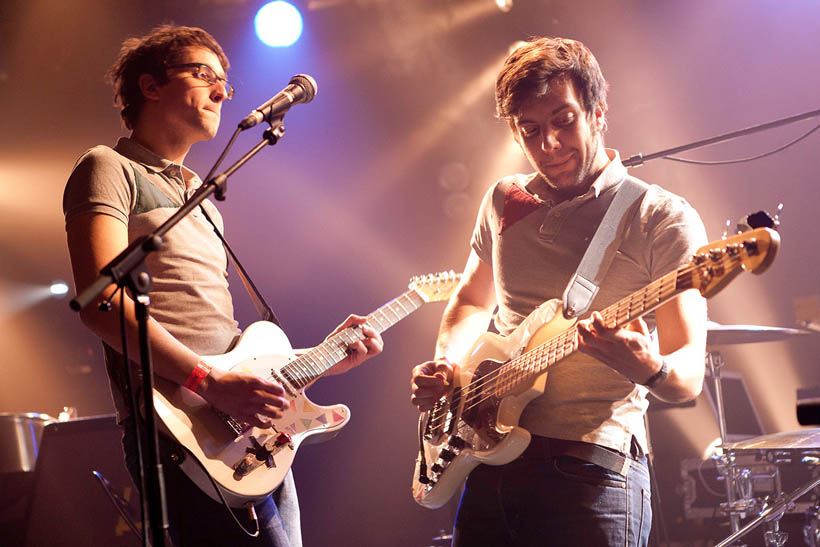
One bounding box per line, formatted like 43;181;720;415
153;321;350;506
412;299;576;508
149;271;463;506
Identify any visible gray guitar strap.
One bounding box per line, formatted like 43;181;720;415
562;176;648;319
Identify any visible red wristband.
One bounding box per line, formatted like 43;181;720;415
183;361;212;393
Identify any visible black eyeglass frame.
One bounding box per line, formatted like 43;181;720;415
166;63;235;100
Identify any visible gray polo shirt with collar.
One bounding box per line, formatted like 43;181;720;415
470;149;707;454
64;137;241;422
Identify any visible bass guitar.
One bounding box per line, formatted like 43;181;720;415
153;271;461;506
412;228;779;508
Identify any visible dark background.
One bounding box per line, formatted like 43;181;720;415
2;1;819;545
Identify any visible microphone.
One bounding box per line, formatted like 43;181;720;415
238;74;317;130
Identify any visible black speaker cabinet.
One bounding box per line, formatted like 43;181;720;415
23;415;141;547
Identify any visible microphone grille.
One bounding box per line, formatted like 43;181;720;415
290;74;317;103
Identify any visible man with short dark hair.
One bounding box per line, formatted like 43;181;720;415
411;37;708;546
64;25;382;546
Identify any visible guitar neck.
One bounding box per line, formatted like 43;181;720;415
497;265;692;395
280;289;426;390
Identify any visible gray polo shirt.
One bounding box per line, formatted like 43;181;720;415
64;137;241;421
471;149;707;454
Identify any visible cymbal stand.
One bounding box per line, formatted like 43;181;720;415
706;351;746;540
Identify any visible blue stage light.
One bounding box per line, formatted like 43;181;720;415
255;1;304;48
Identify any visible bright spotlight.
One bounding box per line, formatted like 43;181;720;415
495;0;513;13
255;1;304;47
50;281;69;296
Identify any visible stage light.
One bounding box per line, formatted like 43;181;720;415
50;281;69;297
495;0;513;13
255;1;304;48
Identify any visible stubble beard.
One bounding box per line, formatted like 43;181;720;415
541;135;602;201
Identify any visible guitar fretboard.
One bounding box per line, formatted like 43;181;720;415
279;289;427;390
491;264;693;397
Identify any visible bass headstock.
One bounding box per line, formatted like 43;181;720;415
690;227;780;299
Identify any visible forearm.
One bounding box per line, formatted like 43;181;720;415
79;290;202;386
434;298;493;362
647;290;707;403
646;342;705;403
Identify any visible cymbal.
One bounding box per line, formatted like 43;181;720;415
706;321;814;345
726;429;820;451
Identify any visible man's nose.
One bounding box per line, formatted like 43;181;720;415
541;130;561;152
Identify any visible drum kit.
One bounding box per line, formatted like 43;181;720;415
699;320;819;547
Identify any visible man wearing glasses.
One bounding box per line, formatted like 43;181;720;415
63;25;382;546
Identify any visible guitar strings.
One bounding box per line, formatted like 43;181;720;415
440;266;679;420
423;253;719;430
278;290;425;389
275;276;457;391
442;266;686;423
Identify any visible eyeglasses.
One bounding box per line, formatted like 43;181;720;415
167;63;235;100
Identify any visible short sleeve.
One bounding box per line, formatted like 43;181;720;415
646;189;708;280
63;146;135;229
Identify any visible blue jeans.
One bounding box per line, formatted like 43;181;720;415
452;438;652;547
122;419;301;547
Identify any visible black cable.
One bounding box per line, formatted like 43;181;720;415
178;444;261;538
663;122;820;166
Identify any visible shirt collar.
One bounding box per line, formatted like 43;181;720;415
114;137;200;185
588;148;627;198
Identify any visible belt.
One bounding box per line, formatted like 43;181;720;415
520;436;640;477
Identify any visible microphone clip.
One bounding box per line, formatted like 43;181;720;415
263;117;286;145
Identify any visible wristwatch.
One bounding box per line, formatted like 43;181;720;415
642;359;669;389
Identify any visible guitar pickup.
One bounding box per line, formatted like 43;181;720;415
233;432;294;480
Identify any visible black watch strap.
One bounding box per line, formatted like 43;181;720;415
642;359;669;389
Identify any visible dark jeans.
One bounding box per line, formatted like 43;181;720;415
452;438;652;547
122;419;301;547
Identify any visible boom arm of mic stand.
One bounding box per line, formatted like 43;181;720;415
623;107;820;168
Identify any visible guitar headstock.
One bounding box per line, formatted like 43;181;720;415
690;227;781;299
409;271;462;303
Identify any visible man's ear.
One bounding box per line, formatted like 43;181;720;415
593;100;607;133
138;73;161;101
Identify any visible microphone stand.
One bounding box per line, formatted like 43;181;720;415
622;107;820;168
70;118;286;547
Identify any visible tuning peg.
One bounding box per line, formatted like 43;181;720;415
773;203;783;227
721;219;732;239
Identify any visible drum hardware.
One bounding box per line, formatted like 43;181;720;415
705;350;748;538
703;342;820;546
715;474;820;547
804;505;820;547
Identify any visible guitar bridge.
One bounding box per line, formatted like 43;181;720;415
233;431;293;480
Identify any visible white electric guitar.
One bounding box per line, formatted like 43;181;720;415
152;271;461;506
412;228;780;508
